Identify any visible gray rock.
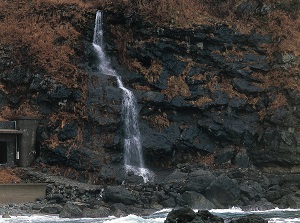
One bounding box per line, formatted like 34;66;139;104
233;78;263;94
276;194;300;209
165;208;224;223
103;186;137;205
82;206;110;218
141;123;180;157
240;180;263;199
165;207;196;223
161;197;176;208
204;174;240;206
185;169;215;193
40;205;62;214
181;191;216;209
232;150;250;168
2;213;11;218
59;203;83;218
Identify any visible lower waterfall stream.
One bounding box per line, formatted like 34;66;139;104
92;11;153;182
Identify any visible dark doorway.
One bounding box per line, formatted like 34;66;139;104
0;141;7;164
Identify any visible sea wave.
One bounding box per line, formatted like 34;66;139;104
2;208;300;223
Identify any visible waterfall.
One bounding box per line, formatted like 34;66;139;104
92;11;153;183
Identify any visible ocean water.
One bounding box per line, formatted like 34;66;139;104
1;208;300;223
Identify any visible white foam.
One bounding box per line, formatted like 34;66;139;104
268;218;300;223
210;206;244;213
103;214;164;223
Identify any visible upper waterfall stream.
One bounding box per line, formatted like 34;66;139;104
92;11;153;182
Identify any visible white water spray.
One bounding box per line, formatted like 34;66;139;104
93;11;153;182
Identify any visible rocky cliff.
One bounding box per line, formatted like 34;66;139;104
0;0;299;186
82;3;300;177
1;0;300;215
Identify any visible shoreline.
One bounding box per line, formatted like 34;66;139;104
1;165;300;219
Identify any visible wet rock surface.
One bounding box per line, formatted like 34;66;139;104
1;165;300;219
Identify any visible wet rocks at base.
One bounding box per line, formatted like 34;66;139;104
1;165;300;220
164;207;267;223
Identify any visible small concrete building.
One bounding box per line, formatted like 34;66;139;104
0;117;40;167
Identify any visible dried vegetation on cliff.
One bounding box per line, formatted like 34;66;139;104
93;0;300;109
0;0;299;171
131;0;299;92
0;0;298;117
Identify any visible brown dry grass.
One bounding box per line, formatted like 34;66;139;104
190;96;212;106
162;75;191;99
0;0;87;88
269;93;288;110
0;168;22;184
0;0;90;119
144;112;170;129
191;153;215;167
133;0;211;27
95;0;300;94
131;59;163;83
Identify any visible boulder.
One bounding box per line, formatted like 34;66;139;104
103;186;137;205
98;165;125;184
59;203;83;218
164;207;196;223
161;197;176;208
215;148;236;164
40;205;62;214
185;169;215;193
181;191;216;209
194;210;224;223
164;208;224;223
276;194;300;209
2;213;11;218
233;78;263;94
82;206;110;218
240;180;263;200
232;150;250;168
204;174;240;206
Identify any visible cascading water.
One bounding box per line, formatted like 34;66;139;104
93;11;153;183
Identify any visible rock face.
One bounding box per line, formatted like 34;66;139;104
1;3;300;215
93;12;300;173
0;6;296;177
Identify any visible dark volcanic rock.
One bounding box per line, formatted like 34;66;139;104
181;191;216;209
164;207;196;223
58;123;78;140
176;126;216;153
98;165;125;184
42;146;101;171
141;123;180;158
229;214;267;223
4;10;298;217
198;112;258;147
204;174;240;206
40;205;62;214
185;169;215;193
233;78;263;94
165;208;224;223
103;186;137;205
59;203;83;218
